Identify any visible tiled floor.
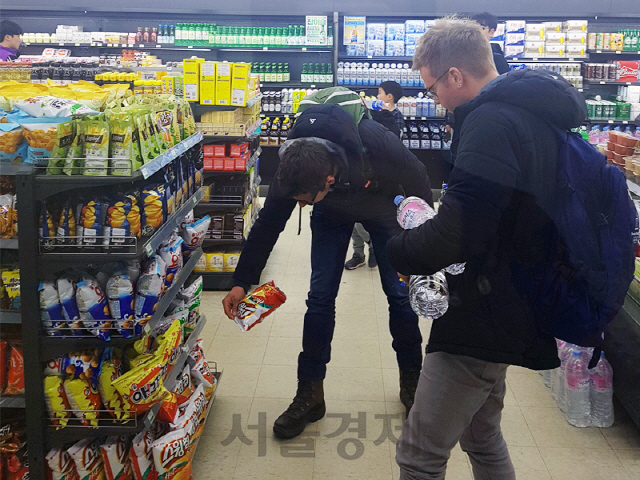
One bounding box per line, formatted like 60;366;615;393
194;207;640;479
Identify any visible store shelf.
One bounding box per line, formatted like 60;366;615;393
40;248;203;358
339;55;414;61
201;271;236;290
0;238;19;250
190;369;223;456
0;395;25;408
587;119;639;125
218;47;332;52
22;42;212;51
506;57;587;62
203;237;244;246
0;310;21;324
38;187;204;265
197;177;260;213
139;132;204;179
339;84;425;90
202;148;261;175
403;116;447;121
193;93;263;113
261;82;332;89
46;314;208;447
0;164;33;176
584;79;640;86
588;50;640;55
202;118;262;140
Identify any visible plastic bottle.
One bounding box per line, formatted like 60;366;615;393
565;349;591;427
590;351;614;428
555;341;574;411
394;195;450;319
337;62;344;85
543;369;552;388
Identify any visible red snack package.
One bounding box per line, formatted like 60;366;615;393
5;346;24;395
233;281;286;332
6;444;28;480
0;341;8;393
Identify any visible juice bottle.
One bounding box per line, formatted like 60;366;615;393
143;27;150;43
276;63;284;82
151;27;157;43
136;27;143;43
175;23;182;45
189;23;196;43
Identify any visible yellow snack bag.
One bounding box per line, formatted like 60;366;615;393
112;352;170;415
44;375;72;428
63;377;102;427
83;116;109;176
63;119;84;175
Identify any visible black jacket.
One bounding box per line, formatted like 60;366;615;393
233;104;432;291
492;43;510;75
388;69;588;370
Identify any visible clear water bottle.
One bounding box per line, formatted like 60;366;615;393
565;349;591;427
590;351;614;428
394;195;448;319
543;370;552;388
553;341;572;411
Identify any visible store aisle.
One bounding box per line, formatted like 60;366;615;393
194;208;640;480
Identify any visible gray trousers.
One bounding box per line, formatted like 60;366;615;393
351;223;371;257
396;352;515;480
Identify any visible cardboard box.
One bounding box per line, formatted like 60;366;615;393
161;76;175;94
215;62;232;106
545;44;565;57
230;142;249;157
504;45;525;58
565;20;588;32
617;61;640;82
203;144;226;158
505;21;526;33
546;32;566;44
199;61;217;105
525;23;545;39
206;252;224;271
231;63;251;107
505;33;525;46
183;58;204;102
566;32;587;45
543;22;562;33
565;44;586;57
235;157;247;171
224;158;235;171
524;41;545;57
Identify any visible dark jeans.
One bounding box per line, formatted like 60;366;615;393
297;200;423;381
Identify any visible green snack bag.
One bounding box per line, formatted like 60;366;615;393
135;113;155;163
83;116;110;176
63;120;84;175
146;113;164;154
109;118;134;175
46;120;74;175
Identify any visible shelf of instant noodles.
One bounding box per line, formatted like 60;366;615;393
200;271;236;291
0;310;21;324
0;395;25;408
45;314;208;446
39;248;203;359
0;238;18;250
29;132;203;200
38;187;204;267
202;147;261;175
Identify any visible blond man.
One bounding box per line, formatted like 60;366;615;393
388;18;587;479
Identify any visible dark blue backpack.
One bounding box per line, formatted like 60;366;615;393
532;129;638;366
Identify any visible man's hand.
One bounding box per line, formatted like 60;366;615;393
398;273;410;285
222;286;247;319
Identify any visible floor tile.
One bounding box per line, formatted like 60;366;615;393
600;402;640;449
507;446;552;480
269;312;305;339
215;311;274;337
538;446;631;480
332;314;380;340
324;367;386;402
316;400;389;441
208;335;268;365
254;364;299;399
232;435;315;480
191;434;240;479
382;368;401;403
614;448;640;477
216;363;261;398
202;395;254;438
507;371;557;407
521;406;609;449
263;336;302;366
501;405;537;447
313;438;392;480
247;396;318;435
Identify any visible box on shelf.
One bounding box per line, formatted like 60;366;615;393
385;24;405;42
366;40;385;56
504;45;525;58
231;63;251;107
546;32;566;44
406;45;416;56
566;44;586;57
405;20;425;34
347;44;366;56
566;32;587;45
506;21;526;34
524;41;545;57
545;44;565;57
544;22;563;33
203;144;226;158
385;41;405;57
565;20;588;32
525;23;545;39
505;33;526;46
199;61;217;105
183;57;204;102
405;33;422;46
490;23;506;41
366;23;385;40
622;86;640;104
617;61;640;82
215;62;232;106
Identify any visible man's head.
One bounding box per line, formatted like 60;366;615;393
471;12;499;41
276;139;337;207
0;21;22;49
413;17;499;112
378;81;403;106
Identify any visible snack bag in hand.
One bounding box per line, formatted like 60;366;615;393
234;281;286;332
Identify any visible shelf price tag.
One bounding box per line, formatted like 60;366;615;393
146;408;156;426
302;47;307;51
156;44;161;48
568;58;574;61
616;51;622;55
59;42;65;46
623;121;629;124
75;43;80;46
608;120;614;124
600;81;606;84
128;44;134;48
532;57;539;61
107;44;113;47
310;84;316;88
627;82;632;85
596;50;602;54
263;47;268;50
145;243;154;256
410;117;415;120
139;44;144;48
188;45;193;49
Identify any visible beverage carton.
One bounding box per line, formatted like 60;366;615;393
215;62;232;106
505;33;525;45
199;61;216;105
405;20;425;34
617;61;640;82
183;58;204;102
504;45;525;58
366;24;385;41
505;21;526;33
231;62;251;107
366;40;385;57
385;24;406;42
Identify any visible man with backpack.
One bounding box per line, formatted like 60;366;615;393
388;18;636;480
222;88;433;439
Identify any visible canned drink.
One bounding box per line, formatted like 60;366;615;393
594;63;603;79
603;63;610;80
595;101;604;119
603;33;611;50
595;33;603;49
609;63;617;80
588;33;597;50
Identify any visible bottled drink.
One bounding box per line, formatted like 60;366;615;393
169;25;175;44
301;63;308;83
395;195;450;318
313;64;321;83
543;370;552;388
276;64;284;83
328;25;334;46
565;349;591;427
326;64;333;84
590;351;614;428
151;27;158;43
410;122;420;149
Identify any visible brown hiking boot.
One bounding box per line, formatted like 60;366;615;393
273;380;326;439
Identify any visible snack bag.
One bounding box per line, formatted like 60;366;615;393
179;277;202;337
100;436;133;480
0;341;7;392
173;364;194;398
46;447;80;480
83;116;110;175
97;349;130;420
171;383;206;440
153;106;175;148
158;236;183;289
153;319;182;367
112;352;170;415
44;375;72;428
234;281;287;332
68;438;106;480
130;429;155;480
0;193;13;237
40;201;56;250
179;216;210;259
151;427;193;480
78;198;106;248
5;346;24;395
63;119;84;175
141;184;166;235
127;259;141;285
19;117;72;166
57;276;85;335
76;275;113;341
134;256;165;323
57;201;77;246
180;99;196;139
0;123;27;163
190;354;215;392
126;192;141;239
64;377;102;427
40;279;67;336
1;269;20;310
148;113;167;153
109;118;138;175
104;196;133;249
15;96;99;117
106;274;135;337
134;113;155;163
47;119;74;175
44;349;100;380
6;444;29;480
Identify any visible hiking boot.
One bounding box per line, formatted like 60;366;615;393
399;370;421;417
344;253;366;270
273;380;326;439
367;244;377;268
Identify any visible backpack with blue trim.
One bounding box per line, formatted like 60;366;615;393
532;129;638;367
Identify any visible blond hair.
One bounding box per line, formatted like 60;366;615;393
413;17;496;79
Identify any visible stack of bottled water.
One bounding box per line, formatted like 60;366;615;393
544;342;614;428
337;62;424;87
394;195;465;319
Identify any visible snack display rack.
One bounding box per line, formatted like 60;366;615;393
11;135;218;480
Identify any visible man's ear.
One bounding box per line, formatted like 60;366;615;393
326;175;336;186
489;29;496;38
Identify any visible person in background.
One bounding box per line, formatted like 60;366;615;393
344;80;405;270
471;12;510;75
0;21;22;61
389;17;585;479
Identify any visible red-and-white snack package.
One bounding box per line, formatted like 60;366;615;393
233;281;286;332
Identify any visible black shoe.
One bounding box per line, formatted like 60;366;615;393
344;254;366;270
367;246;377;268
399;370;421;417
273;380;326;439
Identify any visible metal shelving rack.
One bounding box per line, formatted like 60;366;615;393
14;136;207;480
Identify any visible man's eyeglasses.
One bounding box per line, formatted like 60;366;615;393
425;68;452;100
297;190;320;206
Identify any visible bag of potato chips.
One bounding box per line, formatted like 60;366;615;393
0;123;27;163
83;116;110;175
14;95;98;117
19;117;73;166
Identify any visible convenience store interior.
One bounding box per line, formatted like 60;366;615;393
1;0;640;479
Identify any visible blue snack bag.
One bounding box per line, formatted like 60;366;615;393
76;275;113;341
39;279;67;336
134;256;166;329
57;276;85;336
107;274;135;338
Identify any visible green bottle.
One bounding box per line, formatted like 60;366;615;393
301;63;308;83
313;63;320;83
275;27;282;46
249;27;256;46
270;27;277;46
300;25;305;46
238;27;245;46
326;63;334;84
632;30;639;51
276;63;284;82
284;63;290;82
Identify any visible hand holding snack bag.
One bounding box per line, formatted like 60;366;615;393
233;281;287;332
